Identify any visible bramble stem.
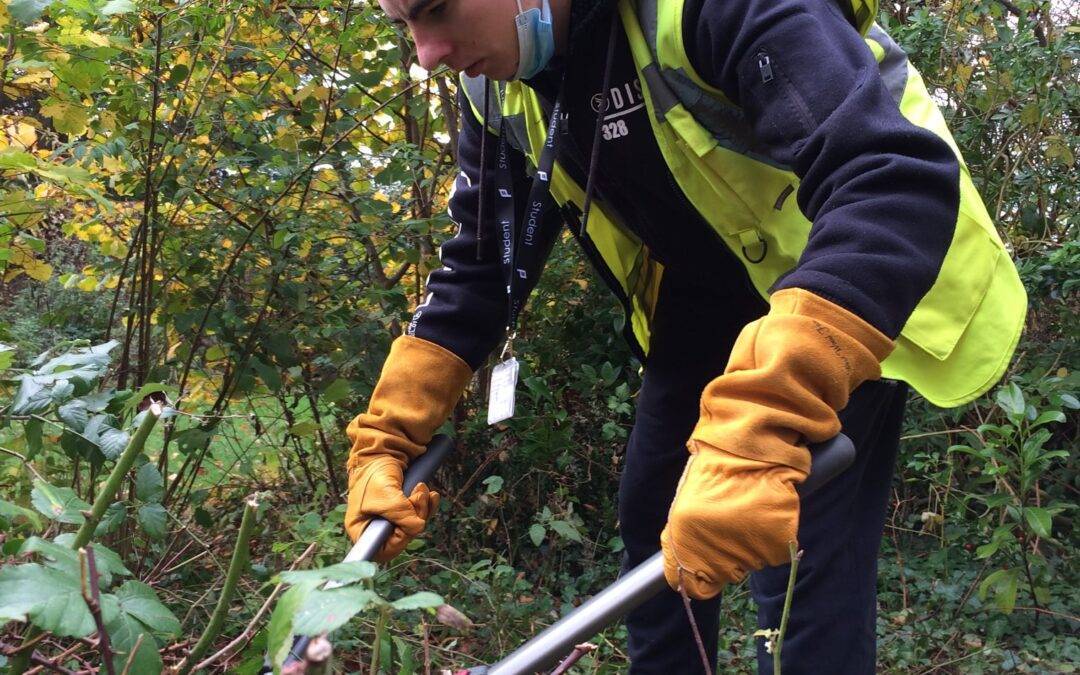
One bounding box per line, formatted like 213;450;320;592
773;543;803;674
175;494;260;675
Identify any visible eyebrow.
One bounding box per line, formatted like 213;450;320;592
389;0;438;24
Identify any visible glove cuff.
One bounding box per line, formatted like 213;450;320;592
691;288;895;473
345;336;473;474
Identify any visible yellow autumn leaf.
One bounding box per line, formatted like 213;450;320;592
40;101;89;137
372;191;390;203
22;256;53;282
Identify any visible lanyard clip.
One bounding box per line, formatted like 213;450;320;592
499;330;518;361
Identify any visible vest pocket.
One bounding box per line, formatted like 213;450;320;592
898;218;1001;361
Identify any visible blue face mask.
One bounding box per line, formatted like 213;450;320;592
513;0;555;80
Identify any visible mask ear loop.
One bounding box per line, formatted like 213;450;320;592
476;78;491;261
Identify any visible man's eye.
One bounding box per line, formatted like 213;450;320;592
427;2;447;18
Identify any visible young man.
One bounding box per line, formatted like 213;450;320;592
344;0;1026;672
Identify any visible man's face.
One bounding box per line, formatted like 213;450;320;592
380;0;532;80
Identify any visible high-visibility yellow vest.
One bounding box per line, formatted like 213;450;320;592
461;0;1026;408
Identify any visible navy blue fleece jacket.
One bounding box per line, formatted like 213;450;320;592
406;0;959;370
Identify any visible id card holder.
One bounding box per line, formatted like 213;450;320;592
487;357;519;425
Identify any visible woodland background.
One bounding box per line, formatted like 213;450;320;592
0;0;1077;672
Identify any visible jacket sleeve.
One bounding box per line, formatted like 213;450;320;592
683;0;960;339
406;89;531;370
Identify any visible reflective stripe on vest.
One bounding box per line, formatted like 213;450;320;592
460;0;1026;407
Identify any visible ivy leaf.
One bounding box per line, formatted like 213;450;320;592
278;560;377;586
292;587;380;636
137;503;168;540
135;463;164;503
31;479;90;524
389;591;443;611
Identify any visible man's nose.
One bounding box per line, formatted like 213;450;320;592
412;28;453;71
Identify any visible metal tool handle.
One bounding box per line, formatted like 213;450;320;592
269;435;455;673
480;433;856;675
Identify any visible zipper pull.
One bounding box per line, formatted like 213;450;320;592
757;53;774;84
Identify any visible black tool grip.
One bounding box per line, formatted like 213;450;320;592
797;433;856;497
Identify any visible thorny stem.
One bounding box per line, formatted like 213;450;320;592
773;543;803;674
677;569;713;675
79;547;116;675
371;606;389;675
175;494;261;675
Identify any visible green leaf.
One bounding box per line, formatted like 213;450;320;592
105;609;163;675
0;500;44;532
390;591;443;611
292;587;379;635
0;343;14;371
529;523;545;547
267;582;315;674
1031;410;1065;427
549;520;582;543
167;63;189;86
24;418;43;460
100;0;135;15
0;563;108;637
50;379;74;402
135;463;164;503
482;475;504;495
31;479;90;524
979;568;1019;614
114;580;181;638
94;501;127;537
99;427;131;459
995;382;1025;418
41;536;132;589
1023;507;1053;539
278;560;377;586
7;0;55;23
121;382;168;413
58;399;90;432
0;149;37;169
12;376;53;415
288;420;318;437
320;378;351;404
137;503;167;540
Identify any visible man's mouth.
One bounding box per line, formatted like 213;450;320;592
464;59;483;77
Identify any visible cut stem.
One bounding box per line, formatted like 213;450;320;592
174;494;261;675
773;543;803;674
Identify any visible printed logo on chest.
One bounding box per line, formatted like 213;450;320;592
590;77;645;141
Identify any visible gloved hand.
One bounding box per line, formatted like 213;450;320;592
344;335;473;562
661;288;895;599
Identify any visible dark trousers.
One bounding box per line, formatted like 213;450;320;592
618;275;908;674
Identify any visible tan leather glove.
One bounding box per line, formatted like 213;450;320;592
344;335;472;562
661;288;895;599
